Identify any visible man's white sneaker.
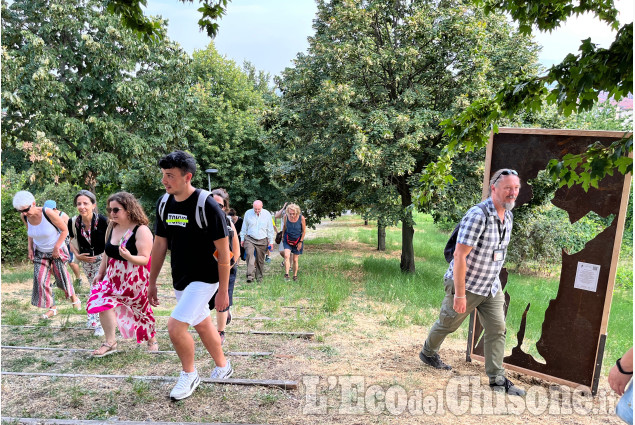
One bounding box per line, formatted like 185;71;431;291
210;360;233;379
170;370;200;400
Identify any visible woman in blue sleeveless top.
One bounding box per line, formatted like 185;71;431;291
282;203;306;281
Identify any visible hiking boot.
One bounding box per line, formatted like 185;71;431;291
490;376;526;396
218;330;225;345
210;360;233;380
419;351;452;370
170;370;200;400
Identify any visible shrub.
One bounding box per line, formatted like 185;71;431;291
505;206;566;273
37;181;80;215
507;205;623;273
1;169;29;263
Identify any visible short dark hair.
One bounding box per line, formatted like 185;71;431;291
158;150;197;176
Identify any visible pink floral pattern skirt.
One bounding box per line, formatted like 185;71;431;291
87;257;155;343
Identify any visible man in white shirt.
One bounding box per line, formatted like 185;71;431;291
240;200;274;282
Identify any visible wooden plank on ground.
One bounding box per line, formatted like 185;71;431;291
1;417;267;425
1;371;298;390
1;325;314;339
0;345;273;357
239;330;314;339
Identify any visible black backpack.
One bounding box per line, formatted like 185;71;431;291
443;203;488;263
24;206;70;244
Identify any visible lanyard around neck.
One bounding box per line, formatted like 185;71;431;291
496;216;506;248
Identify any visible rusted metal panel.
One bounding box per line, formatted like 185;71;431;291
470;128;632;390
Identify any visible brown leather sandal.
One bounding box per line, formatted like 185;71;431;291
92;341;118;357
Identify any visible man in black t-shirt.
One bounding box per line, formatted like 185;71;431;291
149;150;233;401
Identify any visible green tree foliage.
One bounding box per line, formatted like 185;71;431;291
502;102;632;274
1;169;30;263
105;0;229;40
419;0;633;200
1;0;193;205
187;44;282;214
270;0;540;272
565;101;633;132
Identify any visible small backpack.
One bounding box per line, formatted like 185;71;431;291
158;190;212;230
69;215;80;252
443;203;488;263
158;190;234;263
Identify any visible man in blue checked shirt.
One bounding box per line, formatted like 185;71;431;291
419;169;526;396
240;200;275;283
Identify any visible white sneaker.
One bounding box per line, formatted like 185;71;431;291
210;360;233;379
86;314;99;329
170;370;200;400
93;326;105;337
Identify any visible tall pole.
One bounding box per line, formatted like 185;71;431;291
206;168;218;191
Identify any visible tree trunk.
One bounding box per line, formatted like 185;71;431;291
364;219;368;226
377;224;386;251
399;180;415;273
400;220;415;272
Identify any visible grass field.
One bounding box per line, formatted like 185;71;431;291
261;212;634;369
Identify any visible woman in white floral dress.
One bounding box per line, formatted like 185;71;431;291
87;192;157;357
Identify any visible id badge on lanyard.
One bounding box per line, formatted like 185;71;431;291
493;249;504;262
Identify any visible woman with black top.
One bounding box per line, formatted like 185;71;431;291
68;190;108;336
209;189;241;345
87;192;157;357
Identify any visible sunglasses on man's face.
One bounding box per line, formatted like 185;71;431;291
493;169;518;184
17;205;31;214
106;207;124;214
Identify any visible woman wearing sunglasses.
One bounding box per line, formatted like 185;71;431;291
68;190;109;336
12;191;82;319
87;192;157;357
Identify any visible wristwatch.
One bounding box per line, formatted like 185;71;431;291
617;357;633;375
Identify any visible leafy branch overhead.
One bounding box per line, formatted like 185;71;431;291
419;0;633;202
106;0;229;40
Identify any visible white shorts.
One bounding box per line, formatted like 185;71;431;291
171;281;219;326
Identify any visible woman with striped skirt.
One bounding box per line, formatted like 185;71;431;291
13;191;81;319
